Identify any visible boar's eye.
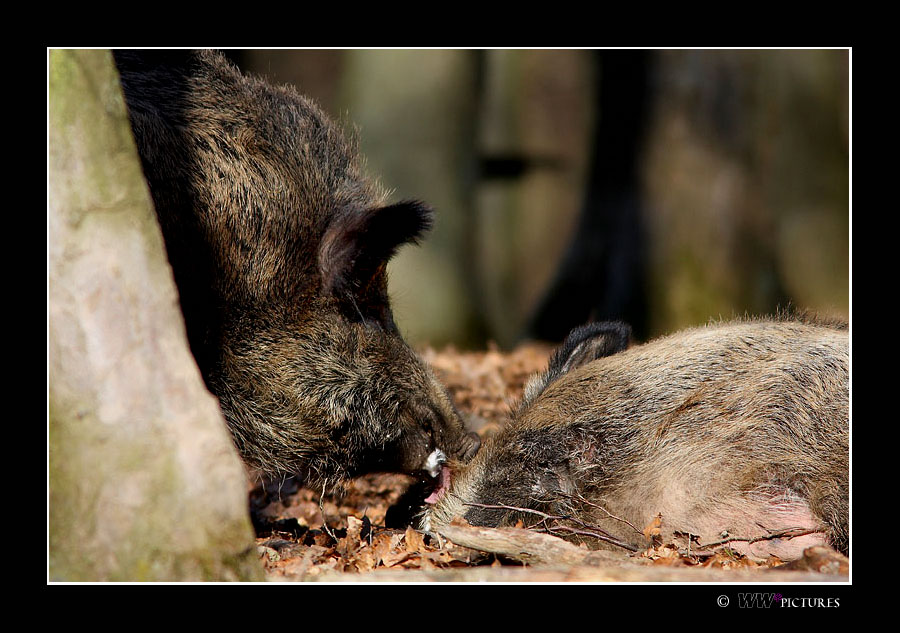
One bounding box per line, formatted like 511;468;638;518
340;294;400;335
330;293;395;334
411;407;434;435
374;309;400;334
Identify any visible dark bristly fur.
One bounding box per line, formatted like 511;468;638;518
114;49;479;486
424;315;849;560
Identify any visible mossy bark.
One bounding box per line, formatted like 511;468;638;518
48;49;263;582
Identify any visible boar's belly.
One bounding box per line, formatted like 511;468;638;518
637;484;829;561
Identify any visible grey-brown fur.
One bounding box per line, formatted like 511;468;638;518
423;315;849;559
113;50;479;485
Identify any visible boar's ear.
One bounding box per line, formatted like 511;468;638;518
522;322;632;407
319;200;434;297
547;321;632;379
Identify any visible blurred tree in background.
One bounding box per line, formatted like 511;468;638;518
228;49;849;348
641;50;849;336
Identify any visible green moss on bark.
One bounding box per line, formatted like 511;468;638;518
49;49;263;582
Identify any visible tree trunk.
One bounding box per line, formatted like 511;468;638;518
48;49;263;581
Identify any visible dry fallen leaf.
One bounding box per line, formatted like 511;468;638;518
369;532;395;568
353;547;377;573
643;514;663;539
405;526;426;554
381;550;414;568
346;516;363;541
642;543;681;564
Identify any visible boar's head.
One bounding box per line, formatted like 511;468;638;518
113;50;480;488
207;199;482;487
421;321;631;529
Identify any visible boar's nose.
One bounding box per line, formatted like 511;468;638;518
457;431;481;462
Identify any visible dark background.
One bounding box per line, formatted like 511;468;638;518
225;49;849;349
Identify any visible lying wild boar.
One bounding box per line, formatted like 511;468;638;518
422;317;849;560
113;49;480;487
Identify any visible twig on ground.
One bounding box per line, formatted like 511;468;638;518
698;527;822;550
562;493;645;535
319;479;337;541
541;524;640;552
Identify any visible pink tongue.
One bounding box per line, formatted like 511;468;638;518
424;465;451;504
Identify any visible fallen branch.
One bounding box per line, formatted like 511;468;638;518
462;502;640;552
450;503;825;562
436;523;591;566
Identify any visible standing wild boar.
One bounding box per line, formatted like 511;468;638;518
113;49;480;487
422;316;849;560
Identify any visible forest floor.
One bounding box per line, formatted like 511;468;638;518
249;343;849;583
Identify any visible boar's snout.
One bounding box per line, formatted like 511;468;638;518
415;372;481;468
411;412;481;474
456;431;481;462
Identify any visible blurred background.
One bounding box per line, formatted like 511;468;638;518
224;49;849;349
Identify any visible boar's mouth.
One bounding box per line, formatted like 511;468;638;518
420;448;451;505
405;447;452;505
419;431;478;504
421;431;479;503
424;463;452;505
